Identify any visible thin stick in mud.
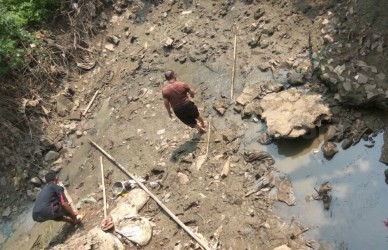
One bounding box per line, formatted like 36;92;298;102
231;34;237;100
100;156;107;219
88;139;212;250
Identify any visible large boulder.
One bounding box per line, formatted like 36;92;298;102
259;89;331;138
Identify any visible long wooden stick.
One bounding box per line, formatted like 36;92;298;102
100;156;107;219
205;117;211;156
82;89;99;116
89;139;212;250
230;34;237;100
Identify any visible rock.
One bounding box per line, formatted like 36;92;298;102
243;100;262;117
75;130;83;137
110;189;152;247
213;100;228;115
236;87;259;106
40;136;54;148
253;8;264;20
45;151;60;162
56;95;72;117
277;177;296;206
107;35;120;45
105;43;115;51
51;227;125;250
321;142;339;159
221;129;240;143
30;177;42;187
287;72;305;86
326;125;339;141
273;244;291;250
164;37;174;47
116;216;152;246
384;169;388;179
50;164;63;173
248;35;260;48
117;188;150;212
257;132;273;145
176;172;189;185
355;73;368;84
341;138;353;150
260;89;331;138
262;27;274;36
38;169;49;182
27;187;41;201
2;206;11;217
380;131;388;165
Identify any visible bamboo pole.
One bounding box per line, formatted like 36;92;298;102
230;34;237;100
100;156;107;219
89;139;212;250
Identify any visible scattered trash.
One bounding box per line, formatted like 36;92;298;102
313;182;332;210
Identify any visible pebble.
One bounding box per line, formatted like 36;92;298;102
30;177;42;187
2;206;11;217
45;151;60;162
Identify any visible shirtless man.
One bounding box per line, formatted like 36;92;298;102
162;70;207;133
32;172;83;225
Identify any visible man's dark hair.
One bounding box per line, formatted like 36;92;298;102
45;171;57;183
164;70;175;80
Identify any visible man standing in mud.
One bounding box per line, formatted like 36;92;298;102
162;70;207;133
32;172;84;225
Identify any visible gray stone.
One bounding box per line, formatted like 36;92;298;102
321;142;339;159
56;95;72;117
356;73;369;84
2;206;11;217
107;35;120;45
287;72;305;86
30;177;42;187
385;169;388;179
50;165;63;173
40;136;54;148
262;28;274;36
45;151;60;162
38;169;49;182
257;132;273;145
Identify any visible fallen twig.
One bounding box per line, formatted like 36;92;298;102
82;89;99;116
230;34;237;100
89;139;212;250
100;156;107;219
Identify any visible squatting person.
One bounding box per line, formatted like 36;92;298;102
162;70;207;133
32;171;83;225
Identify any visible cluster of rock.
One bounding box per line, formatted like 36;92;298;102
313;3;387;107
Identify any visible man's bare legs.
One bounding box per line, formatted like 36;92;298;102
61;215;79;225
197;115;207;133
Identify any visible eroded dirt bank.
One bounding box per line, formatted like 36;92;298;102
1;0;388;249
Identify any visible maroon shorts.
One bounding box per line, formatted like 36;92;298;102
173;102;199;128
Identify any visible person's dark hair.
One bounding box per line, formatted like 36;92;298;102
164;70;175;81
45;171;57;183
